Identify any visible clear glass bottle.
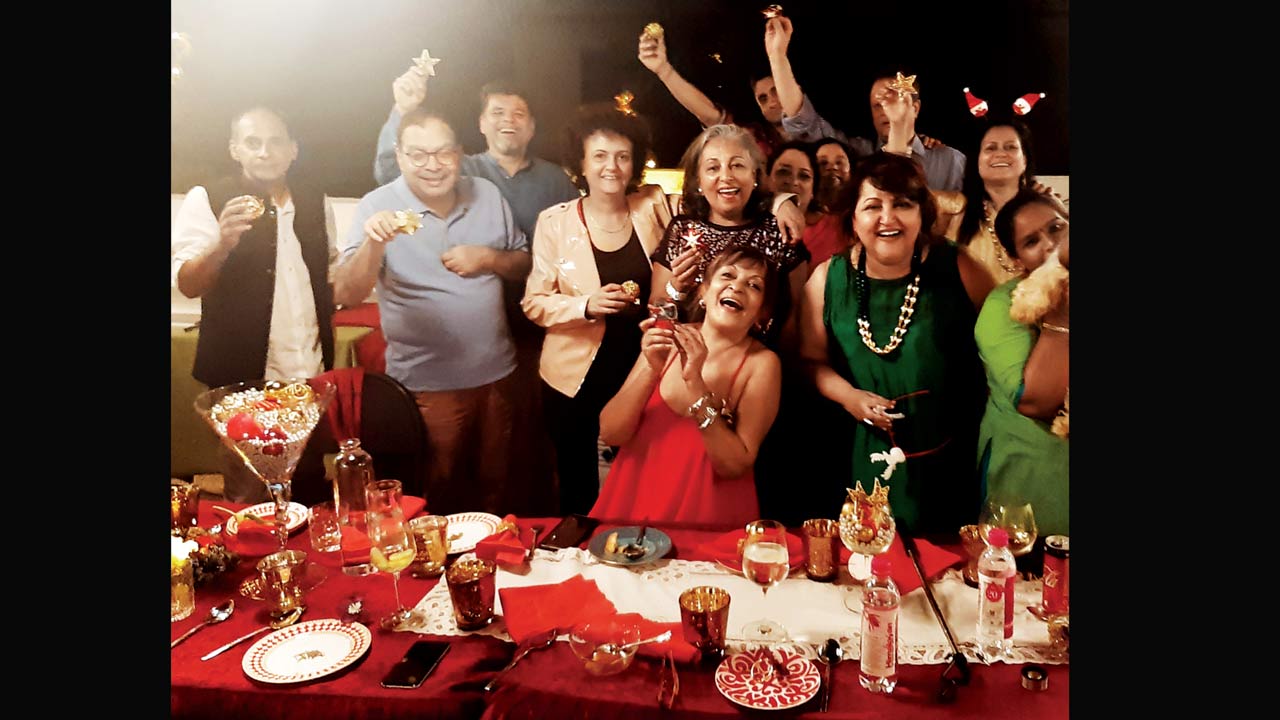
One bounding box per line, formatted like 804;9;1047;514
858;555;899;693
333;438;375;576
977;527;1017;659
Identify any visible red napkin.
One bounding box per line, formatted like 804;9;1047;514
686;529;806;571
339;495;428;564
498;577;699;663
475;515;529;567
312;367;364;441
838;535;963;595
498;575;617;644
225;520;280;557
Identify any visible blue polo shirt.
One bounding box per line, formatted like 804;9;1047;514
374;107;579;238
338;175;528;392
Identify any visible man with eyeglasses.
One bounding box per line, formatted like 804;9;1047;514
336;108;532;516
373;72;577;240
171;106;336;502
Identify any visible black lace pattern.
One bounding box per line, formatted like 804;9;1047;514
651;215;809;286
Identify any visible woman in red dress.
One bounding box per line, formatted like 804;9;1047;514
590;247;783;526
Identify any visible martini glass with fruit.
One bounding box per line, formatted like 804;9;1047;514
194;378;336;552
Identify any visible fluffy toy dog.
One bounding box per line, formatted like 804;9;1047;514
1009;240;1069;438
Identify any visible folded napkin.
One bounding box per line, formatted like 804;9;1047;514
498;576;700;663
475;515;528;567
838;535;962;596
498;575;617;644
225;520;280;557
339;495;428;564
686;529;806;571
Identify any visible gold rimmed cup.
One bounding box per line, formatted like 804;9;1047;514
446;558;497;630
679;586;730;664
801;519;841;582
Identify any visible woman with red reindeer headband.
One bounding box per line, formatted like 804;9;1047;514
975;188;1069;537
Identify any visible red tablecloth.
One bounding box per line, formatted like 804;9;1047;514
172;512;1068;719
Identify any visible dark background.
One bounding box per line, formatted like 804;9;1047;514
171;0;1068;198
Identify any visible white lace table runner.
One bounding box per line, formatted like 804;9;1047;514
409;548;1065;665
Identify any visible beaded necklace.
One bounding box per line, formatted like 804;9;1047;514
982;200;1021;276
853;245;922;356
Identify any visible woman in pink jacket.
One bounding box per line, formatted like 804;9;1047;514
521;105;673;514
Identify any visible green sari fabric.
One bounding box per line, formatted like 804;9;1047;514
823;243;985;534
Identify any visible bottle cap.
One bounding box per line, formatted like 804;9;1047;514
987;528;1009;547
1020;664;1049;691
870;555;892;576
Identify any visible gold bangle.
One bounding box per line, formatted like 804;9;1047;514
1041;322;1070;334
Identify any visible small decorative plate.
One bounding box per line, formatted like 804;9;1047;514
226;502;309;535
242;619;372;684
587;526;673;567
443;512;502;554
715;646;821;711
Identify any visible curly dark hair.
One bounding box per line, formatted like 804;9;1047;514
563;102;653;195
837;152;939;248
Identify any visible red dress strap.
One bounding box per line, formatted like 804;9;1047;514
724;348;751;410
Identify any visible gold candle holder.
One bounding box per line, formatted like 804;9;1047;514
679;586;730;664
446;558;497;630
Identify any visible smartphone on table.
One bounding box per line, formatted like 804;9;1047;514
380;640;452;689
538;514;601;550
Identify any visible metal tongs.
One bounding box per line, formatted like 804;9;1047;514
899;530;971;703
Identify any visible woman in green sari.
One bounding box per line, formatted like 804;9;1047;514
975;189;1069;536
797;153;993;534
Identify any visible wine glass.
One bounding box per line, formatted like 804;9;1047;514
194;378;336;552
979;496;1038;558
366;480;423;630
740;519;790;642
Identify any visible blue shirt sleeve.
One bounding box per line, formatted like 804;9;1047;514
781;93;853;145
374;107;402;186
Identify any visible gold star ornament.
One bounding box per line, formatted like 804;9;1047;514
412;49;442;77
888;72;918;97
643;22;664;40
762;5;784;19
614;90;637;117
392;210;423;235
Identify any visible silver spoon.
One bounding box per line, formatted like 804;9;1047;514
817;638;843;712
171;599;235;649
621;525;648;559
484;628;559;692
599;629;672;656
200;605;305;661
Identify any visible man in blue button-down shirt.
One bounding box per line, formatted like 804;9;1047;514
338;109;533;515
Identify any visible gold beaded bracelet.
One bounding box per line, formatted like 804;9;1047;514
1041;322;1070;334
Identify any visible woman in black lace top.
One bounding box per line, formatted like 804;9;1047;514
649;124;809;348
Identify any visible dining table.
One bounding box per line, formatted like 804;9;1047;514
171;502;1068;719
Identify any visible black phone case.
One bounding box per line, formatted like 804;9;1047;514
538;514;600;550
380;641;451;689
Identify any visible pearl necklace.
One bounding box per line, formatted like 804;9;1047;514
853;245;922;356
982;200;1021;276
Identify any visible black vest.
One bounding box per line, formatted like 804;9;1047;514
193;176;335;388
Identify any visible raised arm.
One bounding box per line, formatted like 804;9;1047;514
764;17;803;118
373;65;429;185
174;191;258;299
638;30;722;127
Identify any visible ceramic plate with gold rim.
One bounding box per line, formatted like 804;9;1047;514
443;512;502;554
242;619;371;684
225;502;309;535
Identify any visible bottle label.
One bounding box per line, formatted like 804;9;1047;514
860;606;897;676
1002;575;1015;639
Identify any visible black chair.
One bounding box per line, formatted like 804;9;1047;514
291;371;429;507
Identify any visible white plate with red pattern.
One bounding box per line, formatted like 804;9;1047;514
714;646;821;711
225;502;309;535
242;619;371;684
444;512;502;554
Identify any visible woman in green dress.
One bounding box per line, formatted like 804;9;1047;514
798;152;994;534
976;189;1069;536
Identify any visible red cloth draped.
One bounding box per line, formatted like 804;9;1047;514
313;367;364;442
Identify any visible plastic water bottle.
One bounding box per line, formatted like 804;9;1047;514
858;555;900;693
977;527;1017;659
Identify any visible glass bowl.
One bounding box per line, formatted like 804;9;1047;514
568;621;642;676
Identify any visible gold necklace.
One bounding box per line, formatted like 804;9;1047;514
853;246;922;356
982;200;1021;276
583;199;631;233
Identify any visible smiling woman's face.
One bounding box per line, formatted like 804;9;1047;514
698;137;756;224
977;126;1026;185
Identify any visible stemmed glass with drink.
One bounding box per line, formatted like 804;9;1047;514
740;519;790;642
365;480;424;630
978;496;1038;558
